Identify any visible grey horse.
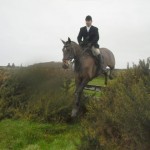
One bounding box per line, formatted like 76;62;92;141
61;38;115;117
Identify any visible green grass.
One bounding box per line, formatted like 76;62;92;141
84;77;105;97
88;76;105;86
71;77;105;97
0;119;81;150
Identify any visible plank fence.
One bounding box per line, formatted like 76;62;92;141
84;84;105;92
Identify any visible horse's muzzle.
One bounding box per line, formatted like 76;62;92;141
62;59;69;69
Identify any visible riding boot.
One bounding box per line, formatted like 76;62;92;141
97;54;105;73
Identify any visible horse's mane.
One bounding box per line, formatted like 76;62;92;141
70;41;92;55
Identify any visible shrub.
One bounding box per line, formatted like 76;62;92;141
79;59;150;150
0;63;74;122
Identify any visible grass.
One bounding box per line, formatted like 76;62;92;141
70;76;105;97
0;119;81;150
84;77;105;97
88;76;105;86
71;76;106;97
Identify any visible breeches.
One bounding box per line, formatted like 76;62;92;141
91;46;100;56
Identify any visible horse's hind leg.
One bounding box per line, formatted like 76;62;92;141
104;71;108;85
109;67;114;80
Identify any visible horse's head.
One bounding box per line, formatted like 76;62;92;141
61;37;75;69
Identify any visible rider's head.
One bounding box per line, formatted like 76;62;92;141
85;15;92;27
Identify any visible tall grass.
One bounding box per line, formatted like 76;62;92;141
79;59;150;150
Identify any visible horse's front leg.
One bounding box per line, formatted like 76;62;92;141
71;78;89;117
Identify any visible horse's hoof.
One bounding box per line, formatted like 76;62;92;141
71;108;78;117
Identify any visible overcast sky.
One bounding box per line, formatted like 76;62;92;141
0;0;150;68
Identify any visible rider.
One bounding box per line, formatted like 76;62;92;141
77;15;104;72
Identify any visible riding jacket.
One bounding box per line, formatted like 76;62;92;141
77;25;99;48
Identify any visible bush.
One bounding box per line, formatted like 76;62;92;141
79;59;150;150
0;63;74;122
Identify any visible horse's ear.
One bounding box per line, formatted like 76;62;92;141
60;39;65;45
68;37;71;43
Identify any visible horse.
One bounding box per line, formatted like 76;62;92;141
61;37;115;117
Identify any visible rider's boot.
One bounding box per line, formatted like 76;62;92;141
97;54;106;74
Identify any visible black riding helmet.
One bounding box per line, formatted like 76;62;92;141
85;15;92;21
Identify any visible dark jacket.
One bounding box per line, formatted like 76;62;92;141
77;25;99;48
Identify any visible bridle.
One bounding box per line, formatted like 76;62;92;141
62;44;77;64
62;41;91;70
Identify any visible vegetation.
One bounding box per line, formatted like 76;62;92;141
0;119;81;150
0;60;150;150
79;59;150;150
0;63;81;149
0;63;74;122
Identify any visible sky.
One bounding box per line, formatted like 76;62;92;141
0;0;150;68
